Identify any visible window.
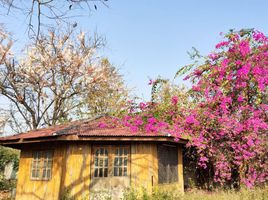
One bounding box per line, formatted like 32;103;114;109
114;147;128;176
31;151;53;180
94;147;108;177
158;144;178;184
31;152;41;179
93;146;129;178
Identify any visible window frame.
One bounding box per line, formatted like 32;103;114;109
30;150;53;181
93;147;109;178
113;146;129;177
92;145;130;179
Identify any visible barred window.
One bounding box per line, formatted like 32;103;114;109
31;151;53;180
114;147;128;176
158;144;178;184
31;152;41;179
42;151;53;180
92;146;129;178
94;148;109;177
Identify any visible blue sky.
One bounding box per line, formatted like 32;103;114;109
0;0;267;103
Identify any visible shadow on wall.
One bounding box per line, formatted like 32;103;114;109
17;142;181;200
16;144;64;200
60;143;157;200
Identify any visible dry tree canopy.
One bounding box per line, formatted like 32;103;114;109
0;0;109;38
0;27;129;132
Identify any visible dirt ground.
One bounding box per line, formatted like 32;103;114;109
0;190;10;200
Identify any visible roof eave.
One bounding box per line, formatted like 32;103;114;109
0;134;188;148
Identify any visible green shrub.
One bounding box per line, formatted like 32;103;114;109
0;172;17;192
0;146;19;172
0;146;19;193
0;179;16;191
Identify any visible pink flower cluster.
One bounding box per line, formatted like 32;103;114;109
114;30;268;188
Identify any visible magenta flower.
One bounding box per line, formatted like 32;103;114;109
239;40;250;57
237;95;244;102
183;75;190;80
130;125;138;132
148;117;157;124
208;53;218;61
186;115;200;126
171;96;179;105
237;64;251;76
98;122;107;128
148;79;154;85
215;41;229;49
192;85;201;91
134;118;143;126
200;156;208;162
193;69;203;76
253;31;268;42
247;138;254;147
139;102;147;110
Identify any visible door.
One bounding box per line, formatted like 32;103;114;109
157;144;178;184
90;145;130;199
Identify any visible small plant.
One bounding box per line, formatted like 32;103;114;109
151;188;181;200
90;190;112;200
122;187;182;200
141;188;150;200
60;188;74;200
122;187;139;200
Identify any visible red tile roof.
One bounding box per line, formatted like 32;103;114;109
0;117;182;143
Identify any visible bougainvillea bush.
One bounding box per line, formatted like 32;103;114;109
179;30;268;188
102;30;268;189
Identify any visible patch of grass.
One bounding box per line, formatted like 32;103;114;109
122;187;181;200
122;187;268;200
122;187;139;200
182;187;268;200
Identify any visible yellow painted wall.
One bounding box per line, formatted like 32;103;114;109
130;143;157;192
15;145;64;200
178;146;184;193
62;143;91;200
15;142;184;200
15;143;91;200
130;143;184;194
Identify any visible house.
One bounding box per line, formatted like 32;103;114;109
0;117;187;200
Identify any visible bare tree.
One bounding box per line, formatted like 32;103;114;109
0;109;9;135
0;0;109;38
0;27;129;132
